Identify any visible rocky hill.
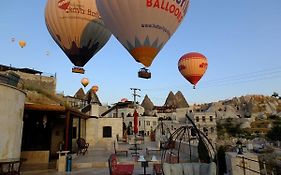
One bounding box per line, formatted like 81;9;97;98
204;95;281;120
164;91;189;108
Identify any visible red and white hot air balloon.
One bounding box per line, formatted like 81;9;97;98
178;52;208;89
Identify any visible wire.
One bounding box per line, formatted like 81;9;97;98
141;66;281;91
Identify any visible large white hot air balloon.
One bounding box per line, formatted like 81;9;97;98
96;0;190;78
45;0;111;73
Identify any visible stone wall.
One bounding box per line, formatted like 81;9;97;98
0;83;25;159
11;71;56;94
86;118;123;150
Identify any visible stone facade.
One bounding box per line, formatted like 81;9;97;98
14;71;56;94
188;111;217;142
0;83;25;159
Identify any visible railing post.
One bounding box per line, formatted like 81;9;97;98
242;156;246;175
263;161;267;175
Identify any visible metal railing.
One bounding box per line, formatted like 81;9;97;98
236;155;281;175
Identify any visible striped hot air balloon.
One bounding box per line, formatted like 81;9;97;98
45;0;111;73
96;0;190;78
178;52;208;89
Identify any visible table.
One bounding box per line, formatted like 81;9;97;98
137;155;158;175
0;158;22;174
129;143;142;156
56;151;70;172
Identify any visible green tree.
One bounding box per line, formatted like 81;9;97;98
272;92;279;98
266;126;281;141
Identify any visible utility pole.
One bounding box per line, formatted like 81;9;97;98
130;88;141;108
130;88;141;156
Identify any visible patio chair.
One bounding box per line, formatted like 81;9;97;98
76;138;89;155
114;141;128;157
108;154;134;175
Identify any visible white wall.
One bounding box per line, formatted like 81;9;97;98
0;83;25;159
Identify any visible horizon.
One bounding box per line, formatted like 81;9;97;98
1;0;281;106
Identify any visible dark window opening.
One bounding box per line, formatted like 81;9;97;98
103;126;112;138
72;127;77;139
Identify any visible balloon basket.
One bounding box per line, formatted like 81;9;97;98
138;67;151;79
72;67;85;74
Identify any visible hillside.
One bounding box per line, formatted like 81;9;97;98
205;95;281;120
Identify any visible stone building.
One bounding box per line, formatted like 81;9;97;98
187;111;217;142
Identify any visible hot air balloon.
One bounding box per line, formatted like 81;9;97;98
178;52;208;89
96;0;190;79
45;0;111;74
91;85;99;93
81;78;89;88
19;40;26;48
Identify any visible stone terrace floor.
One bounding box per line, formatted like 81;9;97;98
21;141;163;175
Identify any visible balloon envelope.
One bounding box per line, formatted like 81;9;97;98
96;0;190;67
81;78;89;87
92;85;99;93
19;40;26;48
45;0;111;67
178;52;208;87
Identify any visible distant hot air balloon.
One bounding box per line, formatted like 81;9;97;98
178;52;208;89
96;0;190;78
92;85;99;93
45;0;111;74
81;78;89;88
19;40;26;48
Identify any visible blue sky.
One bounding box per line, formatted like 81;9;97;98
1;0;281;106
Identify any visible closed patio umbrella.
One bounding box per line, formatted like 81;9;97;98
133;110;138;134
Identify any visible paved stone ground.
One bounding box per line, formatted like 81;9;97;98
21;142;161;175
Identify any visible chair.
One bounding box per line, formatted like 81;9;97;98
108;154;134;175
114;141;128;156
146;140;161;155
76;138;89;155
0;159;24;175
153;152;178;175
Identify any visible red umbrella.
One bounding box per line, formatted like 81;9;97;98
133;110;138;134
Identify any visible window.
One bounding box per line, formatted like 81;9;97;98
139;121;141;126
202;116;206;122
210;116;213;122
146;121;150;126
103;126;112;138
153;121;157;126
196;116;199;122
